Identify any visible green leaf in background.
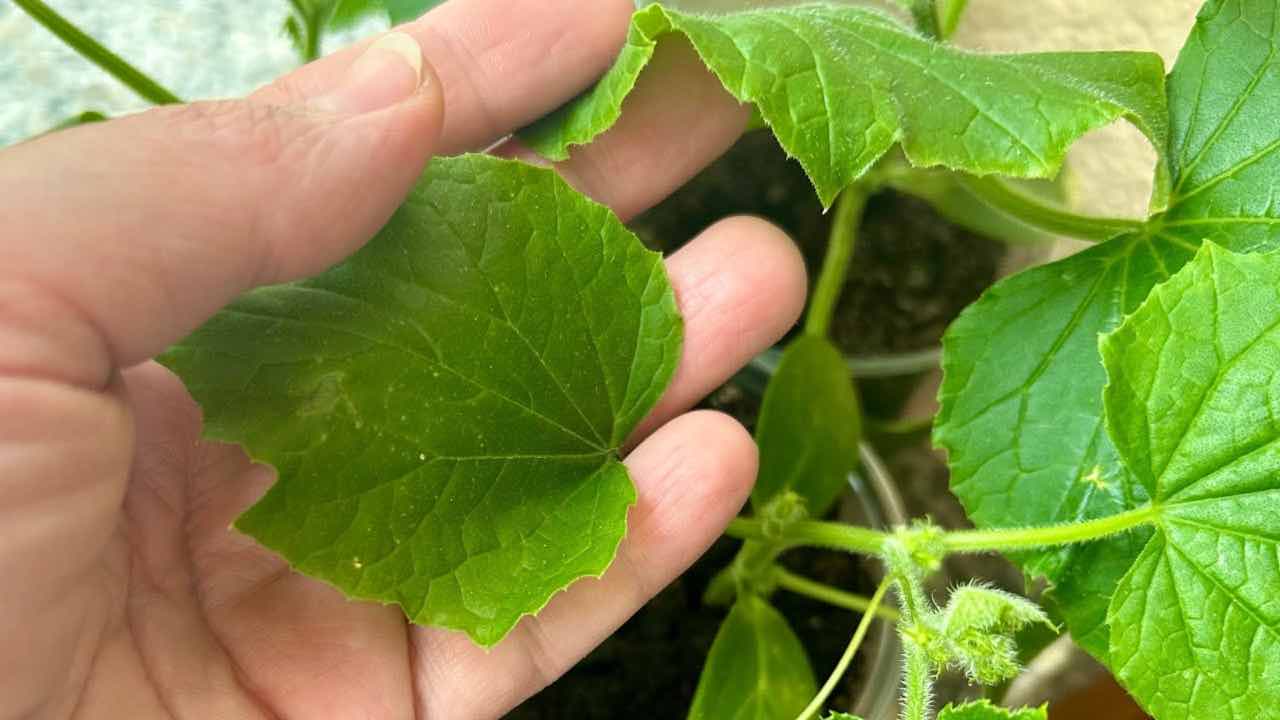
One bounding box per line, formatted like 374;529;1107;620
687;594;817;720
937;700;1047;720
1101;243;1280;720
520;2;1170;208
327;0;385;30
160;154;682;646
752;335;861;515
935;0;1280;660
382;0;446;24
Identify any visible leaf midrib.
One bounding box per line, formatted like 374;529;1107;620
218;306;611;453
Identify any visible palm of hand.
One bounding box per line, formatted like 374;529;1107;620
1;2;807;718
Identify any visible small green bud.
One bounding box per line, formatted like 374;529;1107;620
759;490;809;539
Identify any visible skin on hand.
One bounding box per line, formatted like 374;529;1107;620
0;1;807;718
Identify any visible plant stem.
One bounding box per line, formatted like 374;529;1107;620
727;517;888;555
907;0;942;38
727;504;1159;557
960;176;1144;242
940;504;1159;553
937;0;971;38
773;568;900;622
866;415;933;437
13;0;181;106
901;639;935;720
795;578;893;720
883;540;937;720
303;10;324;61
806;186;869;338
846;347;941;378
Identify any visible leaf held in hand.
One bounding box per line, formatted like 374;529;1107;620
161;154;682;646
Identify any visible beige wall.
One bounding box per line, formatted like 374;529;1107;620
954;1;1201;218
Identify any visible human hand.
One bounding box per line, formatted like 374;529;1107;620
0;1;806;717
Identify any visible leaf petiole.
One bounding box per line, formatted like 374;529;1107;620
727;504;1159;557
794;577;893;720
806;186;870;338
939;504;1159;553
772;567;900;622
959;175;1145;242
727;516;888;555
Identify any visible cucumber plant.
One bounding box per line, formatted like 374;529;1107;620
14;0;1280;718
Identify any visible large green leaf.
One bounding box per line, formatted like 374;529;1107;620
521;3;1169;207
687;594;817;720
936;0;1280;659
1101;243;1280;720
752;335;861;516
160;154;682;646
937;701;1047;720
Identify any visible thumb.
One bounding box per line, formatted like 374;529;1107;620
0;31;443;389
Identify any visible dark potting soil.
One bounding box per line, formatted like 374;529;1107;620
629;130;1006;357
505;537;879;720
509;131;1013;718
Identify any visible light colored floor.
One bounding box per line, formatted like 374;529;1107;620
0;0;385;147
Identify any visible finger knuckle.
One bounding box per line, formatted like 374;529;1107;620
155;100;327;172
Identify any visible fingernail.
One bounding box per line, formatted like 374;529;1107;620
312;32;424;114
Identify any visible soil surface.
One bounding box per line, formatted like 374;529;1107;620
510;132;1017;719
630;130;1006;357
506;538;880;720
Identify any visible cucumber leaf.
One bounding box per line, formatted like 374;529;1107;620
936;0;1280;659
687;595;817;720
752;335;861;516
1101;244;1280;720
160;154;682;646
937;700;1047;720
520;2;1170;208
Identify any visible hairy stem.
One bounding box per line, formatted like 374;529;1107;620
806;186;868;337
960;175;1144;242
13;0;181;106
795;578;893;720
727;504;1159;557
727;517;887;555
939;504;1160;553
900;639;935;720
773;568;900;622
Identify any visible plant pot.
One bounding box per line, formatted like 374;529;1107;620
732;358;908;719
